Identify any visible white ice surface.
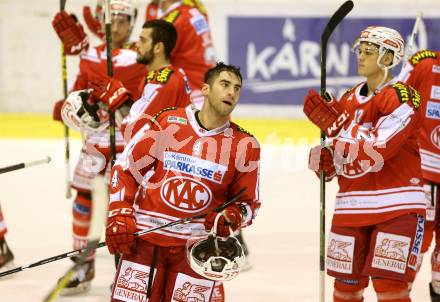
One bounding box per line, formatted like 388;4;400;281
0;139;432;301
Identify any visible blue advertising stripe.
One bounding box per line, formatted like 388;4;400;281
228;16;440;105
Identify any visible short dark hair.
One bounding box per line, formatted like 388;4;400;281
204;62;243;86
142;20;177;59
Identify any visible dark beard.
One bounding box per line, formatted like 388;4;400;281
136;49;154;65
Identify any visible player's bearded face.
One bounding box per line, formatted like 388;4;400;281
206;71;241;116
136;28;155;65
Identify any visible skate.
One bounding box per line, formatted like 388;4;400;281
58;257;95;296
0;238;15;276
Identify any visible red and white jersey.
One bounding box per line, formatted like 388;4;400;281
161;1;216;91
398;50;440;183
330;81;426;227
72;43;148;152
110;105;261;247
73;43;147;99
120;65;192;141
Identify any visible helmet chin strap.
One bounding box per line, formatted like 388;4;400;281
375;51;392;93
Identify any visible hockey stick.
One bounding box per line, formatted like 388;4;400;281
401;12;424;71
0;157;51;175
0;187;246;278
320;2;353;301
104;0;117;168
42;175;108;302
60;0;72;199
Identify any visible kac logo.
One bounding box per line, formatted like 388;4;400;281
160;176;212;213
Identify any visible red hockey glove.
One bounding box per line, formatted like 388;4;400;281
89;78;132;112
53;99;65;122
145;1;159;21
105;203;137;255
52;11;89;55
83;6;105;40
303;89;349;137
308;145;336;181
204;204;244;237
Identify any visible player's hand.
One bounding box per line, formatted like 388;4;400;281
52;11;89;55
105;202;137;255
204;204;244;237
83;6;105;39
308;145;336;181
89;78;133;112
303;89;349;137
53;99;65;122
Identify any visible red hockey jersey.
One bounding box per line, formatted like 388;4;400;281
398;50;440;183
120;65;192;141
161;1;216;91
110;105;261;247
329;81;426;227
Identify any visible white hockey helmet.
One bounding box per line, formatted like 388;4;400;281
186;214;246;281
353;26;405;69
61;90;109;133
109;0;137;28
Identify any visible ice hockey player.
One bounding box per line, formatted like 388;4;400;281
398;49;440;301
148;0;216;109
105;62;261;302
0;203;14;274
51;0;147;295
305;26;425;302
89;19;192;142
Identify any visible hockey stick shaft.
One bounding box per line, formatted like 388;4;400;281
60;0;72;199
401;12;423;68
320;2;353;301
0;157;51;174
42;176;108;302
104;0;117;168
0;188;246;278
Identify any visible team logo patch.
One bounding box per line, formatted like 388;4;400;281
411;50;437;65
431;125;440;150
326;232;355;274
392;82;420;109
163;152;227;184
168;116;188;125
160;176;212;213
113;260;156;302
191;15;209;35
426;101;440;120
431;86;440;100
433;65;440;74
408;215;424;270
372;232;411;274
172;273;214;302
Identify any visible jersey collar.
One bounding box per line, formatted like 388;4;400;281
185;105;230;137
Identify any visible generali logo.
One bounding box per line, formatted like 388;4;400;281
172;281;211;302
372;232;410;274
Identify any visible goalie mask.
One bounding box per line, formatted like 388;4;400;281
61;90;109;133
186;214;246;281
352;26;405;69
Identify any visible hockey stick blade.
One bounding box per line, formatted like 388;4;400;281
42;175;108;302
0;187;246;278
0;156;51;174
321;0;353;93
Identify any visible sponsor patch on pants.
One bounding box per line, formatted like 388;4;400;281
372;232;410;274
113;260;155;302
326;232;355;274
172;273;214;302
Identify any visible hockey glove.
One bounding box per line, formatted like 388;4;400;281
53;99;65;122
89;78;133;112
52;11;89;55
83;6;105;40
308;145;336;181
303;89;349;137
204;204;244;237
105;202;137;255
